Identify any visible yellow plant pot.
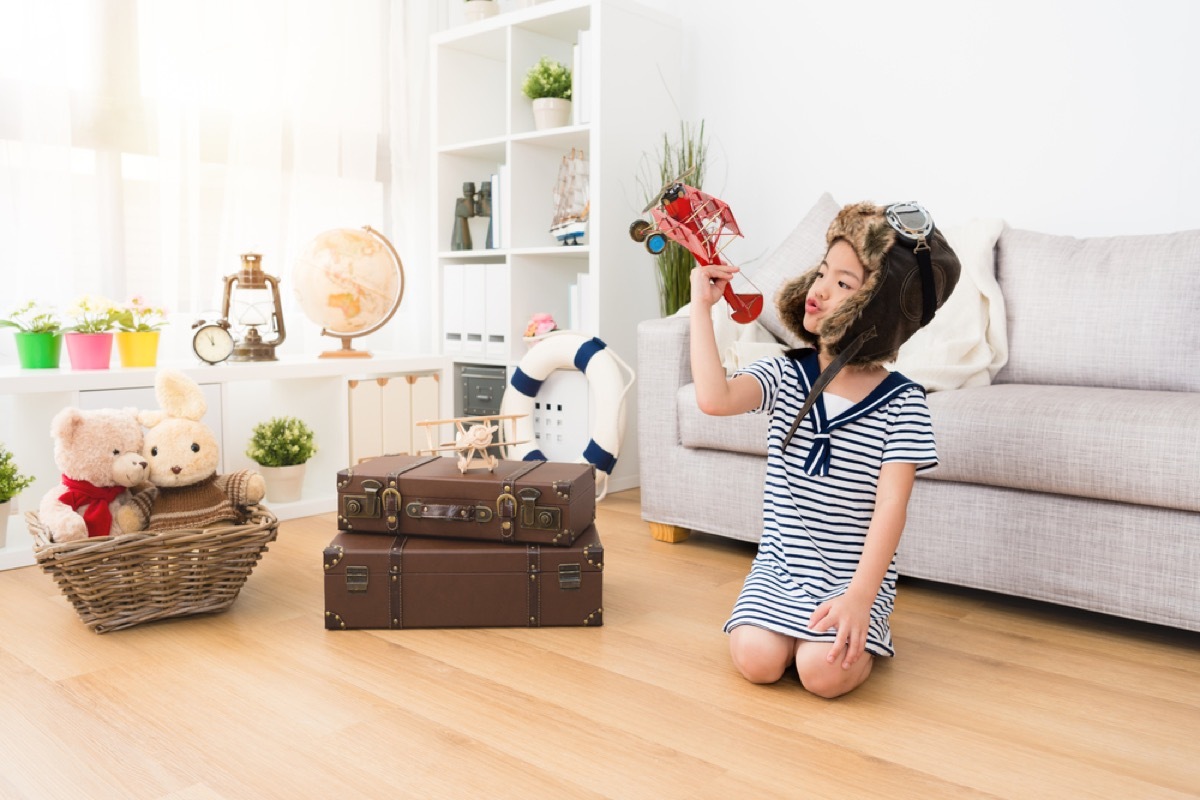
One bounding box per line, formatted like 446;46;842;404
116;331;160;368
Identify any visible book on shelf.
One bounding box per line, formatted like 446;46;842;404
489;170;501;249
575;29;591;125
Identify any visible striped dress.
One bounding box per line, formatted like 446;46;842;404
723;351;938;657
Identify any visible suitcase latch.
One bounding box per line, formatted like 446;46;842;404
518;487;561;531
342;479;383;519
558;563;581;590
346;565;369;592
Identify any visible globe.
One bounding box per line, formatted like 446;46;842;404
292;226;405;357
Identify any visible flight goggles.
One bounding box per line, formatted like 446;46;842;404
885;201;934;247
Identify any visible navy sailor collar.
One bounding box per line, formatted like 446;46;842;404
785;350;921;476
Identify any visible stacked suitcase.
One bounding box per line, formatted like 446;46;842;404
324;455;603;630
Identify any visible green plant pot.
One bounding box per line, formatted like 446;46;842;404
14;331;63;369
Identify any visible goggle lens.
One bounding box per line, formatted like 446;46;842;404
885;202;933;241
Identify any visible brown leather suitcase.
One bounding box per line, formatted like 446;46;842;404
335;454;595;547
323;525;604;630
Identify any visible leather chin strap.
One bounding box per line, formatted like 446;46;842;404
782;330;870;451
915;238;936;327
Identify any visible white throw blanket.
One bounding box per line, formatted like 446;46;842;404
892;218;1008;391
692;217;1009;390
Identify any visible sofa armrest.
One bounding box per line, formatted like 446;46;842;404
637;315;692;453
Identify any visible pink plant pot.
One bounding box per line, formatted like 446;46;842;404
65;332;115;370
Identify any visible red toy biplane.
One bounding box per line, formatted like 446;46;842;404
630;170;763;323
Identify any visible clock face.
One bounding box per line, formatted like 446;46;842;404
193;324;235;364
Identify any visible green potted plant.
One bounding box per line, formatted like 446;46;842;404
638;121;709;316
523;56;573;130
246;416;318;503
0;443;35;548
63;295;121;370
113;295;169;368
0;300;63;369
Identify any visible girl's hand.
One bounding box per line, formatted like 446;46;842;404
689;264;738;310
809;592;873;669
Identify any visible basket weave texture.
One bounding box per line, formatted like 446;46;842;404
26;508;279;634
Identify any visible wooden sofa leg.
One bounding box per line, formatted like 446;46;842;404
649;523;690;543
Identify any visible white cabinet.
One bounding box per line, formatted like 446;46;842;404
347;373;441;463
0;355;444;570
431;0;681;492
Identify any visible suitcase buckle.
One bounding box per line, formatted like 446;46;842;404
558;563;581;590
381;487;403;531
518;487;561;531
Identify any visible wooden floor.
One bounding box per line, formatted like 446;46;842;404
1;489;1197;799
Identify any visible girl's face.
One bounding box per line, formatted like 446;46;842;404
803;239;866;335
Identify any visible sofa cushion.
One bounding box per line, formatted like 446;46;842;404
923;383;1200;513
677;384;768;456
995;227;1200;391
745;192;841;347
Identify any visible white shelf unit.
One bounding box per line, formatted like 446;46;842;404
0;354;445;571
431;0;681;492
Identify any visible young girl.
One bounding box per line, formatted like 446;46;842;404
690;201;961;698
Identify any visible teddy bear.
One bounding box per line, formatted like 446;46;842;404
38;407;154;543
126;369;266;532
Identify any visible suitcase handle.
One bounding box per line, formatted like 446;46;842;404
404;501;494;523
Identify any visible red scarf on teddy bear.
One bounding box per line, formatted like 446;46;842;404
59;476;126;538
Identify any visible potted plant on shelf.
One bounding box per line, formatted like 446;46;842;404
523;56;573;131
245;416;317;504
0;443;35;549
638;121;709;316
0;300;63;369
113;296;168;368
63;295;121;370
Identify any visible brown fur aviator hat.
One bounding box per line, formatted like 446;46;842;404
776;201;961;366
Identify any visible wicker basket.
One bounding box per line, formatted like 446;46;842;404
26;508;279;634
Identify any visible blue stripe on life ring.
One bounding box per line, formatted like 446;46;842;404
510;367;543;398
574;337;607;372
523;449;547;462
583;439;616;474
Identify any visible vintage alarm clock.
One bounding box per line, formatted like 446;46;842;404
192;320;235;364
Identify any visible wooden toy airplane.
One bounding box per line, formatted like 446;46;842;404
416;413;529;473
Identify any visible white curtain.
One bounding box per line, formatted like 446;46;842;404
0;0;435;361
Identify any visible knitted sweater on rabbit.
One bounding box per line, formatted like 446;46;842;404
142;473;250;532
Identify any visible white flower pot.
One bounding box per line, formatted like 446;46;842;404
259;464;307;504
463;0;498;24
532;97;572;131
0;500;10;549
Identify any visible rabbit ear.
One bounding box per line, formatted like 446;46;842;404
155;369;207;421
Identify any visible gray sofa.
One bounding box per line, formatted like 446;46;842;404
636;199;1200;632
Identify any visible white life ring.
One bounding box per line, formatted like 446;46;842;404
500;331;635;501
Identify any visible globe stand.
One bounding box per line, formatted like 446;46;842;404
319;335;373;359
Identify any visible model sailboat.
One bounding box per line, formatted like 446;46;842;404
550;148;589;245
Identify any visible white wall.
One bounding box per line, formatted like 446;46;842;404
640;0;1199;257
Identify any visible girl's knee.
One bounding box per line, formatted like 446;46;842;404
794;645;873;698
729;626;792;684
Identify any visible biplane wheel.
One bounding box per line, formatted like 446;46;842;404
645;232;668;255
629;219;651;243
